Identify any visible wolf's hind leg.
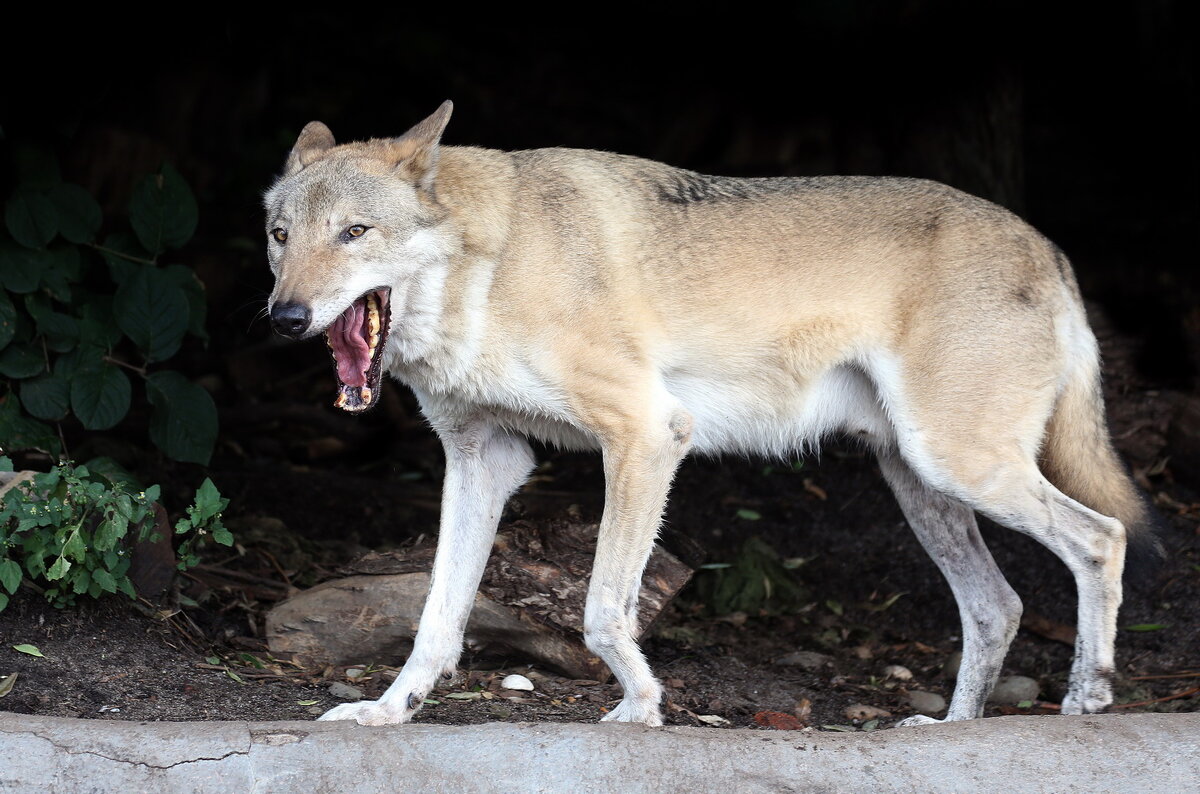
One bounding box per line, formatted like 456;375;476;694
319;421;534;726
878;452;1023;725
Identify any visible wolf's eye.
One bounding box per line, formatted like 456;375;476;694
271;228;288;244
347;225;367;238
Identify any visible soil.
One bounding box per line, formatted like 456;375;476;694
2;308;1198;731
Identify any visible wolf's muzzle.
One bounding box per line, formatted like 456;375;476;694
271;302;312;338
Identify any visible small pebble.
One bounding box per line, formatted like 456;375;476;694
882;664;913;681
988;675;1040;705
775;651;834;671
328;682;364;701
844;703;892;721
345;667;366;679
501;674;535;691
906;690;946;716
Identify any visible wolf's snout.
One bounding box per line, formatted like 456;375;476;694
271;302;312;338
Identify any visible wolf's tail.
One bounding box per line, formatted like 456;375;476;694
1039;340;1164;572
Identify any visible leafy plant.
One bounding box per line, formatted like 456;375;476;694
689;536;810;616
0;456;231;612
0;143;216;464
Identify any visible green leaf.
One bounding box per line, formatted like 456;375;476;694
1123;623;1168;632
26;299;79;353
78;297;124;348
48;184;101;244
0;240;45;293
0;290;16;350
70;362;131;430
39;245;82;303
162;264;208;340
0;344;46;378
297;699;319;706
63;528;86;561
12;644;44;657
0;593;8;612
5;189;58;249
129;164;198;255
1017;700;1034;709
46;555;70;580
98;232;151;283
19;373;70;420
0;397;60;455
84;456;140;489
146;371;217;464
113;266;188;362
0;559;21;594
91;567;117;593
72;568;92;594
193;478;227;519
736;508;762;521
211;526;234;546
54;343;105;380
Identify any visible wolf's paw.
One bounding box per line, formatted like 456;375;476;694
317;699;408;726
600;698;664;727
1061;677;1113;715
896;714;941;728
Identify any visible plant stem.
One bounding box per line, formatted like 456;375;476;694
88;243;156;266
103;356;147;377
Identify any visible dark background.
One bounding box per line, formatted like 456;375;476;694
0;3;1196;495
3;3;1196;386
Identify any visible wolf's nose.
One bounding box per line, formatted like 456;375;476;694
271;302;312;337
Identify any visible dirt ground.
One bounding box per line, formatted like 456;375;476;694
2;309;1198;731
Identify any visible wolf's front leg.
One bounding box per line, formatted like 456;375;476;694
584;410;691;726
319;422;534;725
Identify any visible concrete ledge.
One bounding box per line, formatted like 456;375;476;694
1;712;1196;793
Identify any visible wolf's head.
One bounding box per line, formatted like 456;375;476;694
263;101;454;412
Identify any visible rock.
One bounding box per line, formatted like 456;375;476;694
988;675;1040;705
328;682;364;702
844;703;892;722
697;714;730;727
906;690;946;716
883;664;913;681
267;520;692;681
501;674;535;691
942;651;963;680
775;651;834;671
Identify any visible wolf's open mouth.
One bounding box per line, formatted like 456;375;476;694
326;288;391;413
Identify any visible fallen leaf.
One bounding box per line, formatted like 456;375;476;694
0;672;17;697
1124;624;1168;632
297;699;319;706
697;714;731;727
802;478;827;500
1021;613;1077;646
445;691;482;700
793;698;813;724
754;710;804;730
820;724;857;732
12;644;43;658
736;509;762;521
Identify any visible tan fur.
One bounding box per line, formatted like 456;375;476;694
264;103;1143;728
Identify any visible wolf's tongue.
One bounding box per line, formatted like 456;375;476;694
330;299;369;387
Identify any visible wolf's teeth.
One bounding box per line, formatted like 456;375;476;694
369;332;379;352
335;393;348;408
368;309;380;336
360;387;372;403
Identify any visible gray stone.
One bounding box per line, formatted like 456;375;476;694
328;682;364;701
1;711;1198;793
988;675;1040;705
774;651;833;671
906;690;947;716
883;664;913;681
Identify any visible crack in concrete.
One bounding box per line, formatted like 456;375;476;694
0;723;251;771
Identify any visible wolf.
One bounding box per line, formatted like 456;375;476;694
263;101;1151;727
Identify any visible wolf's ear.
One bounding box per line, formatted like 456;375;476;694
391;100;454;192
284;121;336;176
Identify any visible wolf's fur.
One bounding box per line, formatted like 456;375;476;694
264;101;1146;727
